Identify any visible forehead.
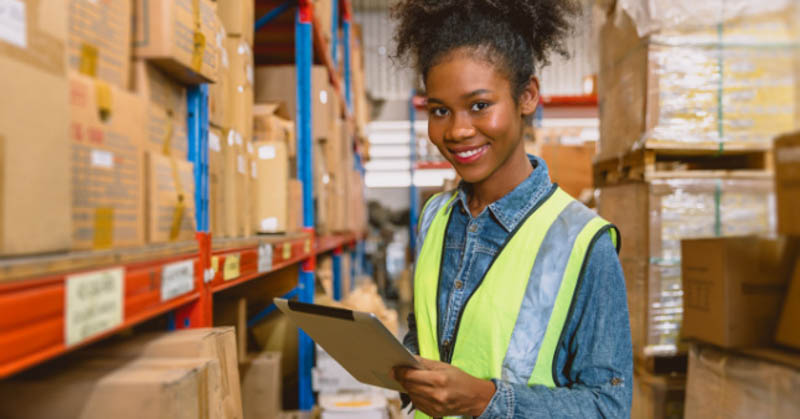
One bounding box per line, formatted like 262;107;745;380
425;50;511;100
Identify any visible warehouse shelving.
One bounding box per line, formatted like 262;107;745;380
0;3;365;413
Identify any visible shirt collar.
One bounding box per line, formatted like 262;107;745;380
450;155;553;232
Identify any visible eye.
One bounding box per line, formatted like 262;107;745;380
430;107;450;118
471;102;490;112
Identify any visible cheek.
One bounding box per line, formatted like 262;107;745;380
427;122;446;148
479;106;518;143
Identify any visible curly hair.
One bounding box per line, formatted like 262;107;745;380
392;0;579;101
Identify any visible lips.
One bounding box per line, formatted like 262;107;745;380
450;144;489;164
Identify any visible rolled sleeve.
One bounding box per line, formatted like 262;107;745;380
403;312;420;355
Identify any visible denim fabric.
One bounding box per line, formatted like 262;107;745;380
403;155;633;418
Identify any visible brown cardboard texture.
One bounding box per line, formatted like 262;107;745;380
133;61;189;158
240;352;282;419
209;18;229;128
255;65;332;141
287;179;304;234
68;0;131;89
681;236;794;348
0;0;71;255
133;0;219;84
776;256;800;350
217;0;254;44
224;36;254;141
254;141;289;233
222;129;246;237
209;126;224;235
69;72;146;250
774;133;800;235
254;102;296;157
145;152;196;243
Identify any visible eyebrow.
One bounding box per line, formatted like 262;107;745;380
427;89;492;105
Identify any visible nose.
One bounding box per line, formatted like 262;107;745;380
445;111;476;142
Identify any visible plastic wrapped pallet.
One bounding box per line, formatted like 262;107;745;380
632;368;685;419
598;3;799;160
685;344;800;418
597;177;775;358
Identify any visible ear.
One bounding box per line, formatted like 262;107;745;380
519;76;540;116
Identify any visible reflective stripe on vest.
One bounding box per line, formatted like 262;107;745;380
413;187;619;419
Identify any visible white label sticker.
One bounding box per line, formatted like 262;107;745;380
246;65;254;86
209;131;221;152
221;48;229;68
260;218;278;232
319;90;328;105
777;146;800;164
227;130;236;146
257;243;273;273
236;131;243;145
65;268;124;346
161;260;195;302
247;142;254;154
91;149;114;169
0;0;27;49
322;173;330;185
258;145;276;160
251;161;257;179
237;155;246;174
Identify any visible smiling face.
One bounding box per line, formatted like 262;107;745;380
425;50;538;185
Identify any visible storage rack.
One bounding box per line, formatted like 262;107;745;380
0;0;363;412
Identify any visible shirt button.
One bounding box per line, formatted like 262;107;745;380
443;339;451;348
468;224;478;233
455;280;463;289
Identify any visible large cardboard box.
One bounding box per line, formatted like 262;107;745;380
217;0;254;45
313;0;333;43
209;126;224;235
244;139;255;237
68;0;131;89
255;65;333;141
224;36;254;141
133;61;189;158
209;18;229;128
685;344;800;418
69;72;146;250
681;236;795;348
0;0;71;255
774;133;800;235
776;256;800;350
145;152;196;243
221;129;246;237
287;179;304;233
254;141;289;233
0;357;220;419
133;0;219;84
254;102;296;157
632;368;686;419
540;141;595;199
240;352;282;419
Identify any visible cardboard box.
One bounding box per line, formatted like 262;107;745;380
133;61;189;158
240;352;282;419
632;368;686;419
681;236;795;348
0;0;71;255
145;152;196;243
86;328;243;419
313;0;333;43
776;256;800;350
244;139;255;237
68;0;131;89
69;72;146;250
0;357;219;419
213;297;248;363
685;344;800;418
254;102;296;157
209;18;229;128
774;132;800;235
287;179;304;233
255;65;333;141
313;142;330;233
224;36;254;141
222;129;246;237
209;126;224;235
540;141;595;199
133;0;219;84
217;0;254;45
254;141;289;233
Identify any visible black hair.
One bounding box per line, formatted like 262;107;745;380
392;0;579;102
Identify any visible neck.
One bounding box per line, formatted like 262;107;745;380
467;144;532;216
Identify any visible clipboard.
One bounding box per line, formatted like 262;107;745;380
274;298;422;392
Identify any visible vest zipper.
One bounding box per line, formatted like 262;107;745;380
443;184;558;364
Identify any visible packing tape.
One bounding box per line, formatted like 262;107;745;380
191;0;206;72
162;113;187;241
93;207;114;249
79;43;99;78
95;80;113;119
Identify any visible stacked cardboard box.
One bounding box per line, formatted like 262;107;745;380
240;352;282;419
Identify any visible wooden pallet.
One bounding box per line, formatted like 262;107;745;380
635;352;689;375
594;145;773;187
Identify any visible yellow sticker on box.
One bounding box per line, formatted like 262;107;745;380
283;243;291;260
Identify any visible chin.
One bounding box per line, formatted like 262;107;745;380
452;163;491;185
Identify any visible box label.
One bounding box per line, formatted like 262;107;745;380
161;260;195;301
0;0;26;48
304;239;311;254
283;243;292;260
258;243;273;273
258;145;276;160
65;268;124;346
90;149;114;169
261;217;278;232
227;130;236;146
237;155;246;174
211;256;220;277
223;254;241;281
251;161;257;179
209;131;221;152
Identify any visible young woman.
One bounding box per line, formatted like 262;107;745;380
389;1;633;418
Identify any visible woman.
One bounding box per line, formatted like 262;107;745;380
390;1;633;418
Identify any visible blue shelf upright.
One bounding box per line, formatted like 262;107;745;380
187;84;210;233
408;91;418;252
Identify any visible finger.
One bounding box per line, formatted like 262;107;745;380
396;369;443;387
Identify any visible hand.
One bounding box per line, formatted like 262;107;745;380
392;356;496;417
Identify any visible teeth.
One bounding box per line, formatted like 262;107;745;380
455;146;485;159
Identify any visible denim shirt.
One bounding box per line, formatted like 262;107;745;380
404;155;633;418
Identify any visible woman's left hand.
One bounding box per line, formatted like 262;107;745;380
392;357;496;417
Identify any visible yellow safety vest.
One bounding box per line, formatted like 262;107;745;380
413;187;619;419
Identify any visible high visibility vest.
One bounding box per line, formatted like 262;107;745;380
413;186;619;419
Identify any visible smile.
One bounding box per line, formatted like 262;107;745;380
451;144;489;164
